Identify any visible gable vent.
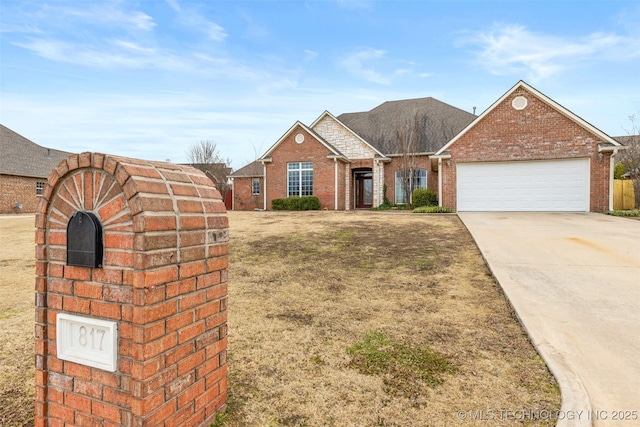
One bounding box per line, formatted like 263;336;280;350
512;96;528;110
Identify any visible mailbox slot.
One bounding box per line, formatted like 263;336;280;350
67;211;103;268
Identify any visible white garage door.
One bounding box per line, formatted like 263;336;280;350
457;159;590;212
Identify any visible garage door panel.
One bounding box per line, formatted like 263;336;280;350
457;159;589;212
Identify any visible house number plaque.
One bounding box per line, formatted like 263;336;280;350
56;313;118;372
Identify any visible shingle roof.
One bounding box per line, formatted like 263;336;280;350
0;124;72;178
613;135;637;146
229;160;263;177
337;97;476;155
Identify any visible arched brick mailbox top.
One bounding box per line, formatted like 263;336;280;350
35;152;229;427
36;152;228;289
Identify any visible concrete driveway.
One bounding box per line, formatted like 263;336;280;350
458;212;640;427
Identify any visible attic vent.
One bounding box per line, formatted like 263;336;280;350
295;133;305;144
512;96;528;110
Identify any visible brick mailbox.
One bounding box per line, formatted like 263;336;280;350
35;152;228;427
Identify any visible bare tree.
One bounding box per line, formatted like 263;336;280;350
619;114;640;208
396;112;421;208
186;140;232;200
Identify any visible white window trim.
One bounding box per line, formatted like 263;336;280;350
287;162;313;197
395;168;427;204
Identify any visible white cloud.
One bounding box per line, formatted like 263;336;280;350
109;39;156;55
57;4;156;31
175;7;227;41
304;50;319;63
166;0;181;13
13;38;188;71
335;0;372;10
340;48;391;84
460;24;637;81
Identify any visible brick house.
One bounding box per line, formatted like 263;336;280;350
231;80;623;212
0;125;72;214
230;98;475;210
228;161;264;210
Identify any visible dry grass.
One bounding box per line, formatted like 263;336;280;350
225;211;559;426
0;211;560;427
0;215;36;427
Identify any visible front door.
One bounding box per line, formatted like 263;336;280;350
355;172;373;209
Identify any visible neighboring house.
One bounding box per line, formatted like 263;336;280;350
0;125;72;214
230;80;624;212
228;161;264;210
186;162;233;200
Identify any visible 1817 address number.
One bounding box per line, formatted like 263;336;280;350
56;313;118;372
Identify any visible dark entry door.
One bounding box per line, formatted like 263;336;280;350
355;172;373;209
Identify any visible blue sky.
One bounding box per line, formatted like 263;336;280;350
1;0;639;169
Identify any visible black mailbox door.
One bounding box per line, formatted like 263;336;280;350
67;211;103;268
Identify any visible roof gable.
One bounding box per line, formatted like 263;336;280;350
229;160;263;178
338;97;476;155
435;80;621;156
310;111;384;159
260;121;343;160
0;124;72;178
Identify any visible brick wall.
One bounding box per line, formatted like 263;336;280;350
35;152;228;427
440;87;612;212
265;125;340;210
232;177;264;211
0;174;46;213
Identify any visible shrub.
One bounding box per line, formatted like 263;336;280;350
382;184;391;206
371;202;393;211
613;163;626;180
271;198;288;210
605;209;640;217
413;206;453;214
412;188;438;208
271;196;321;211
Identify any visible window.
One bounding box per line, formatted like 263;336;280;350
288;162;313;197
395;168;427;204
36;181;45;195
252;178;260;195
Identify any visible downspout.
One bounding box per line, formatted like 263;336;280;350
230;178;235;211
263;162;268;210
334;158;338;210
609;148;619;211
438;158;443;207
345;163;350;211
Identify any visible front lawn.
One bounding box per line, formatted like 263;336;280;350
0;212;560;426
224;211;559;426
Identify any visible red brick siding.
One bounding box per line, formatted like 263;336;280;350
336;160;346;210
0;174;46;213
35;152;228;427
232;177;264;211
265;126;338;210
440;87;611;212
384;156;432;205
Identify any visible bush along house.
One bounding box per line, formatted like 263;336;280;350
229;81;623;212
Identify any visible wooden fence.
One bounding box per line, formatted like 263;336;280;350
613;179;637;210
